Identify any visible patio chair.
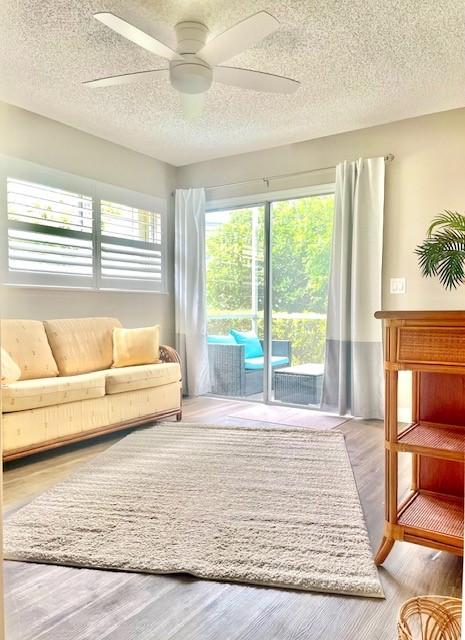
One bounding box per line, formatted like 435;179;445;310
207;337;292;397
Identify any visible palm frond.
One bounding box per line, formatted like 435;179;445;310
416;210;465;289
427;210;465;236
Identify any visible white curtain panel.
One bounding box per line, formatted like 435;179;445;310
321;157;385;419
175;188;211;397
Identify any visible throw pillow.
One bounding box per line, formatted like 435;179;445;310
113;325;160;368
229;329;264;359
1;347;21;385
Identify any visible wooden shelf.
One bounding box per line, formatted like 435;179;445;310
396;423;465;462
398;491;464;545
375;312;465;566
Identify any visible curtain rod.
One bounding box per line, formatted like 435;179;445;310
173;154;394;195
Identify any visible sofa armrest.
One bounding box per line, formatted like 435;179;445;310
159;345;182;366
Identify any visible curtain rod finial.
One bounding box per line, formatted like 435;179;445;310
385;153;395;163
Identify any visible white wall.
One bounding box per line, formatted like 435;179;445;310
0;102;177;344
177;107;465;311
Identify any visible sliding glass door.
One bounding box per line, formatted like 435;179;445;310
205;189;334;407
269;194;334;406
205;206;265;400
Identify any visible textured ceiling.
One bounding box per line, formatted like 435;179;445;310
1;1;465;166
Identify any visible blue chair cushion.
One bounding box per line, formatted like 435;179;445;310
230;329;264;359
244;356;289;370
207;335;237;345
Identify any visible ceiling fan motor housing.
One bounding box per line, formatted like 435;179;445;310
170;21;213;94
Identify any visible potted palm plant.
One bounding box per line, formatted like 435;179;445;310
415;210;465;290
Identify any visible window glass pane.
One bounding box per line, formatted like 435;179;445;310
7;177;93;278
206;206;265;400
100;200;161;243
270;194;334;406
206;207;265;333
7;178;92;233
100;200;163;287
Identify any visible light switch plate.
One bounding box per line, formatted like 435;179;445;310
390;277;406;294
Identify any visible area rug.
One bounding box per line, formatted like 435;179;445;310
4;423;383;598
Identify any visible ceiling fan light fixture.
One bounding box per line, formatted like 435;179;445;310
170;57;213;94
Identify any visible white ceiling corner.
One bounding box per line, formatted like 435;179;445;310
1;0;465;166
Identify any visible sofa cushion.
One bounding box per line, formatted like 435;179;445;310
0;319;59;381
44;317;122;376
1;347;21;385
112;325;160;368
105;362;181;395
244;356;289;370
3;382;182;453
2;371;106;412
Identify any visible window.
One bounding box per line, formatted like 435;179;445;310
100;200;163;289
6;178;94;286
1;158;166;292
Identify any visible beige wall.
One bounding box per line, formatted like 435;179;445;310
2;104;465;346
177;107;465;311
0;103;176;344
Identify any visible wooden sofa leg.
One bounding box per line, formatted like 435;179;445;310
176;411;182;422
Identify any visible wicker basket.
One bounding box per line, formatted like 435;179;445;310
397;596;462;640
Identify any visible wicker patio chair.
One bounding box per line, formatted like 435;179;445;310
208;339;291;396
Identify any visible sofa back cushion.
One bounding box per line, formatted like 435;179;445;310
0;319;59;380
44;317;122;376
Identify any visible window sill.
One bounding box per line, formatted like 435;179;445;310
1;283;169;295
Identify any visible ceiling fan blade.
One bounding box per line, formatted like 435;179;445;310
180;92;205;119
197;11;279;66
94;12;181;61
83;68;168;88
214;66;300;94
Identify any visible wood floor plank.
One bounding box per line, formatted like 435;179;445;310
30;574;177;640
101;578;231;640
2;397;462;640
164;582;279;640
6;568;136;640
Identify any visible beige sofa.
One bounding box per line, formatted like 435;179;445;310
1;317;182;461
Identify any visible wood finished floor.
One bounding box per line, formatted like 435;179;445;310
3;396;463;640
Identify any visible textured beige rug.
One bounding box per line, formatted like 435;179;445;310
4;423;383;598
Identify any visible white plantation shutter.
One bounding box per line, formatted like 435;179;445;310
99;199;163;291
1;157;166;292
6;178;94;287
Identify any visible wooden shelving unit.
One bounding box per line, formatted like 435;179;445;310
374;311;465;565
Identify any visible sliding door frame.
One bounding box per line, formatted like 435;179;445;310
263;201;272;403
206;182;335;408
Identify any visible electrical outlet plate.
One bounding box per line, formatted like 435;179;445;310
390;277;406;294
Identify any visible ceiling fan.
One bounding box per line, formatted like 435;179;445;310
84;10;300;117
